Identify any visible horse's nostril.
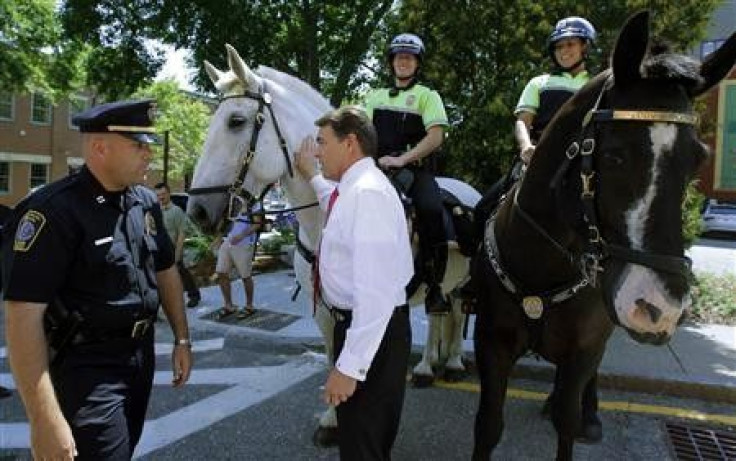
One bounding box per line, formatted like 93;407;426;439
635;298;662;324
188;203;210;229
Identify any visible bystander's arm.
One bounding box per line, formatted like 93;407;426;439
5;300;77;460
156;266;192;387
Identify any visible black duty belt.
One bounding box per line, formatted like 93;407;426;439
327;303;409;324
70;316;155;346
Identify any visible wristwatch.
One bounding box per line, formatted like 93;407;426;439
174;338;192;348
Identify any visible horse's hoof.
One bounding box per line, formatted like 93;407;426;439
576;420;603;444
412;374;435;388
312;426;339;448
443;368;467;382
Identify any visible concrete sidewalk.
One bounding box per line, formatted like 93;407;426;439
187;267;736;404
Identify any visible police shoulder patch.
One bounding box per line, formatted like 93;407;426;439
14;210;47;252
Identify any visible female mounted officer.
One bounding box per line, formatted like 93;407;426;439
363;33;451;315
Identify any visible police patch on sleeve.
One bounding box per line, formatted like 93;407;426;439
14;210;47;252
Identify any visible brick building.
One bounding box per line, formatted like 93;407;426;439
0;91;93;206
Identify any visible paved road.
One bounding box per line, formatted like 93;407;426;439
2;237;734;460
689;236;736;275
3;323;735;460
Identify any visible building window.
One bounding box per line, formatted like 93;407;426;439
31;92;52;125
68;95;91;129
0;162;9;194
0;92;13;121
29;163;49;189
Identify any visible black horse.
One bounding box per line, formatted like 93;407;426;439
472;11;736;461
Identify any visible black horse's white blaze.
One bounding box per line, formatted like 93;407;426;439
615;123;683;336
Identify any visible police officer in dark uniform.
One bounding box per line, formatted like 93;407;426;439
3;99;193;461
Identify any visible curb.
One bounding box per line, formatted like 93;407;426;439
512;359;736;405
214;324;736;405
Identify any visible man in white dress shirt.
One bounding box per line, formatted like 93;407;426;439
295;106;414;460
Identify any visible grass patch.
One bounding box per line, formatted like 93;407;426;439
690;271;736;325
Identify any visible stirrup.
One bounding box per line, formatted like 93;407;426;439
425;285;451;315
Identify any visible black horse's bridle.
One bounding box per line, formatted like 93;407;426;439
485;76;697;313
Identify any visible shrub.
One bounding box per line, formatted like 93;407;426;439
682;182;705;248
690;271;736;324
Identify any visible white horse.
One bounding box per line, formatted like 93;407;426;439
187;44;480;445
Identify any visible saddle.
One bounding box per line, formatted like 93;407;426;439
387;168;477;257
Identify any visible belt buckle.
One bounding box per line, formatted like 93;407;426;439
131;319;150;339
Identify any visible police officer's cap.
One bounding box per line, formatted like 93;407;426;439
72;99;160;145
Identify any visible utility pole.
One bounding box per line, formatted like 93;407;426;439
163;130;170;184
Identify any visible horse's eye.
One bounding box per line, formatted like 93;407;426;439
229;115;247;129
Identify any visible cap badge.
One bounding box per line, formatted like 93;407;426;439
148;103;158;123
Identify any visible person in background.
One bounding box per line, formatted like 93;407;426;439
3;99;192;460
155;182;202;308
213;202;262;320
363;33;451;315
295;106;413;460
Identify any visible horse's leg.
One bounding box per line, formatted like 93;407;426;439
550;354;601;461
312;302;339;447
541;368;560;418
472;328;516;460
441;293;467;382
578;375;603;443
412;312;440;387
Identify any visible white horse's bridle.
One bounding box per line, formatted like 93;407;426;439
188;84;295;215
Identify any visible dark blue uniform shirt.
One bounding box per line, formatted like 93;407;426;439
3;166;174;330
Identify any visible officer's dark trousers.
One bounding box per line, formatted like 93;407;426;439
176;260;200;299
408;168;445;255
334;306;411;461
51;330;155;460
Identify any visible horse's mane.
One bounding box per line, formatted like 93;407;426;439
640;41;704;88
256;65;332;110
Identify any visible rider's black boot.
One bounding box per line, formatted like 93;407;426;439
424;243;451;315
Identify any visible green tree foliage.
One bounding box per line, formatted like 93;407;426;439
60;0;397;105
132;80;211;184
396;0;721;190
0;0;86;97
60;1;166;100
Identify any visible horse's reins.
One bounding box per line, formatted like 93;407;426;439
485;74;697;319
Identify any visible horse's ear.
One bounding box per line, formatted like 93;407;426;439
225;43;260;90
204;60;223;87
611;10;650;86
692;32;736;97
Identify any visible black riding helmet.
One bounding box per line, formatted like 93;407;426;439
547;16;596;71
388;33;425;70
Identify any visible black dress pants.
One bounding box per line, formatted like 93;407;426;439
51;331;155;460
408;169;445;254
333;306;411;461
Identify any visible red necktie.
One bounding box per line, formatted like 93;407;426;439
313;188;339;313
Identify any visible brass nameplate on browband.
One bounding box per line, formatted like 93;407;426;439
594;110;698;125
